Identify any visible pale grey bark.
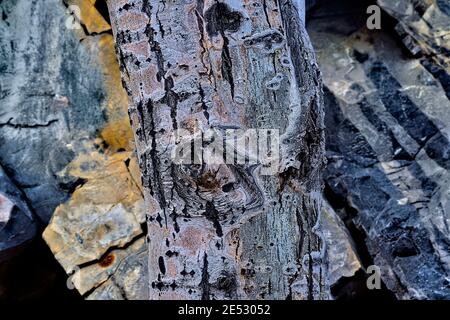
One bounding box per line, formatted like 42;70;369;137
107;0;328;299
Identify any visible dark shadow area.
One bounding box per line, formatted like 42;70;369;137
95;0;111;25
331;270;396;301
325;184;397;301
0;237;82;301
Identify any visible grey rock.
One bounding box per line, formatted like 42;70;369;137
309;2;450;299
84;238;148;300
377;0;450;98
0;165;37;262
322;201;362;286
0;0;147;300
0;0;107;223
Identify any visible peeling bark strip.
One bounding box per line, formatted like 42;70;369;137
107;0;328;299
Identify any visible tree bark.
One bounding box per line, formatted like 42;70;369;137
107;0;327;299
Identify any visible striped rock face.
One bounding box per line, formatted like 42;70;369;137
376;0;450;101
309;0;450;299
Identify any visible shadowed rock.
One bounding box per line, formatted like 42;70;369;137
0;165;37;262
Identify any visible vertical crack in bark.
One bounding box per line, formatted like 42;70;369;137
162;76;179;131
220;32;235;99
198;84;210;124
158;256;166;275
147;99;168;227
194;0;215;87
200;253;210;300
262;0;272;28
204;2;242;99
204;201;224;237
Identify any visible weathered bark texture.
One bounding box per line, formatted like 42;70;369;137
107;0;327;299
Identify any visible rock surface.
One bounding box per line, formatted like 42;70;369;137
0;0;106;223
0;0;147;299
377;0;450;98
309;0;450;299
0;165;37;262
41;1;148;299
321;201;362;286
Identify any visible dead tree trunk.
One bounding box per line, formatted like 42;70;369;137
107;0;328;299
